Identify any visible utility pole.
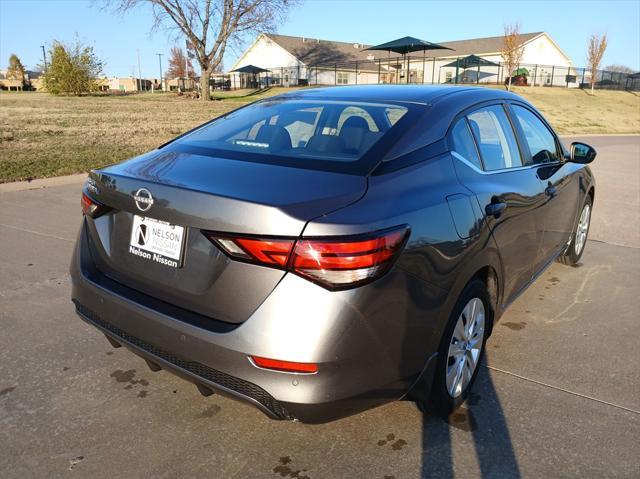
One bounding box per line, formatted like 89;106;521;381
184;40;190;91
156;53;164;92
137;49;143;92
40;45;48;71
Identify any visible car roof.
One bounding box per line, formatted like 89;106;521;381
272;84;526;107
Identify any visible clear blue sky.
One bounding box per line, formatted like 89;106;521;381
1;0;639;76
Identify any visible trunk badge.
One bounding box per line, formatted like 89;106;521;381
133;188;154;212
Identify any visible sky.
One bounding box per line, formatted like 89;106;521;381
1;0;639;77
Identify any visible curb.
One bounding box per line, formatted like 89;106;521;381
0;173;87;193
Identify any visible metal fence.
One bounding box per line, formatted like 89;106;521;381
216;54;639;92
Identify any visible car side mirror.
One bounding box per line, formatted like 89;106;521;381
569;142;596;164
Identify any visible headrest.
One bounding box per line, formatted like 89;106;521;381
255;124;292;152
340;116;370;132
306;134;347;155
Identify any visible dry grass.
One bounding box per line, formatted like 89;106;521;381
0;93;239;182
1;86;638;182
508;86;640;135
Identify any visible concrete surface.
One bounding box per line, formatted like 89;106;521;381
0;136;639;478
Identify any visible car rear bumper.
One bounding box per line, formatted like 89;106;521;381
70;221;446;423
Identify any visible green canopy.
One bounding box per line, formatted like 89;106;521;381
363;36;453;55
443;55;499;69
513;67;530;76
230;65;270;74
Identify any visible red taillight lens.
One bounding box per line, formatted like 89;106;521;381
250;356;318;374
234;238;294;267
205;235;295;267
80;192;100;217
291;228;409;289
205;226;409;290
81;192;110;218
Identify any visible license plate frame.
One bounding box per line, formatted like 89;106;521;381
128;215;186;268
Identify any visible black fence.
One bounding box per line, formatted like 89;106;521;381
217;55;639;92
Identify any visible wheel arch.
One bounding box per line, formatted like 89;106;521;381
444;246;503;338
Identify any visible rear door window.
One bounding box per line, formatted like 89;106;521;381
467;105;523;171
511;105;560;164
451;119;483;170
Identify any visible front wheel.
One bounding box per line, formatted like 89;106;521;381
419;279;490;416
559;195;593;266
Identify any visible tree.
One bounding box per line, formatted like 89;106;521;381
166;46;194;79
587;33;608;95
108;0;298;101
6;54;26;85
501;23;525;91
42;40;104;95
604;64;634;74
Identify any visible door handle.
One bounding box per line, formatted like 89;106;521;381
545;184;557;198
485;201;507;218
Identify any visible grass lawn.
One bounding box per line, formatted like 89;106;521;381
1;86;638;183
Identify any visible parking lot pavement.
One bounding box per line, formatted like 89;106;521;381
1;136;639;478
563;135;640;248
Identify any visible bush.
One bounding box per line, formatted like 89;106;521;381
43;40;104;95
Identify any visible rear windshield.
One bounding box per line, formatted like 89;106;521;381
174;99;409;166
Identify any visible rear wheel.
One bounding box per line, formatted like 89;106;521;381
419;279;490;416
559;195;592;266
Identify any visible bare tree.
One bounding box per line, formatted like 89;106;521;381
587;33;608;95
604;64;634;74
501;23;525;91
107;0;298;100
166;46;193;79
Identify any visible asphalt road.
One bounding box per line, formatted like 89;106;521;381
1;136;639;478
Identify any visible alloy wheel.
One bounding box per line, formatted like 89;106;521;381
446;297;485;398
575;203;591;256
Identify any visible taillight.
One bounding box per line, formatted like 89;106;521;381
81;192;110;218
208;236;295;267
204;226;409;290
291;228;409;288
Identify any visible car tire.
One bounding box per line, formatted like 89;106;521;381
418;279;491;416
559;195;593;266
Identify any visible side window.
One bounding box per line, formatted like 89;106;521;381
451;119;483;170
512;105;560;164
467;105;523;171
385;107;407;127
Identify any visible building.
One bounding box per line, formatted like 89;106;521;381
0;69;44;91
230;32;576;87
107;77;155;92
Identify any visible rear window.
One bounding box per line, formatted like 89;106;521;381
175;100;409;165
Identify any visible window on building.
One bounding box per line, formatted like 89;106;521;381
337;72;349;85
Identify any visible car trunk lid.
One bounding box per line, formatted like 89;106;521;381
83;149;366;324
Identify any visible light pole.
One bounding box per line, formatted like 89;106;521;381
40;45;48;70
137;49;143;92
157;53;164;92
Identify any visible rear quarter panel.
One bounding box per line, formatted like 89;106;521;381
302;153;503;377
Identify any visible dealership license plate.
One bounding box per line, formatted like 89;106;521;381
129;215;185;268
